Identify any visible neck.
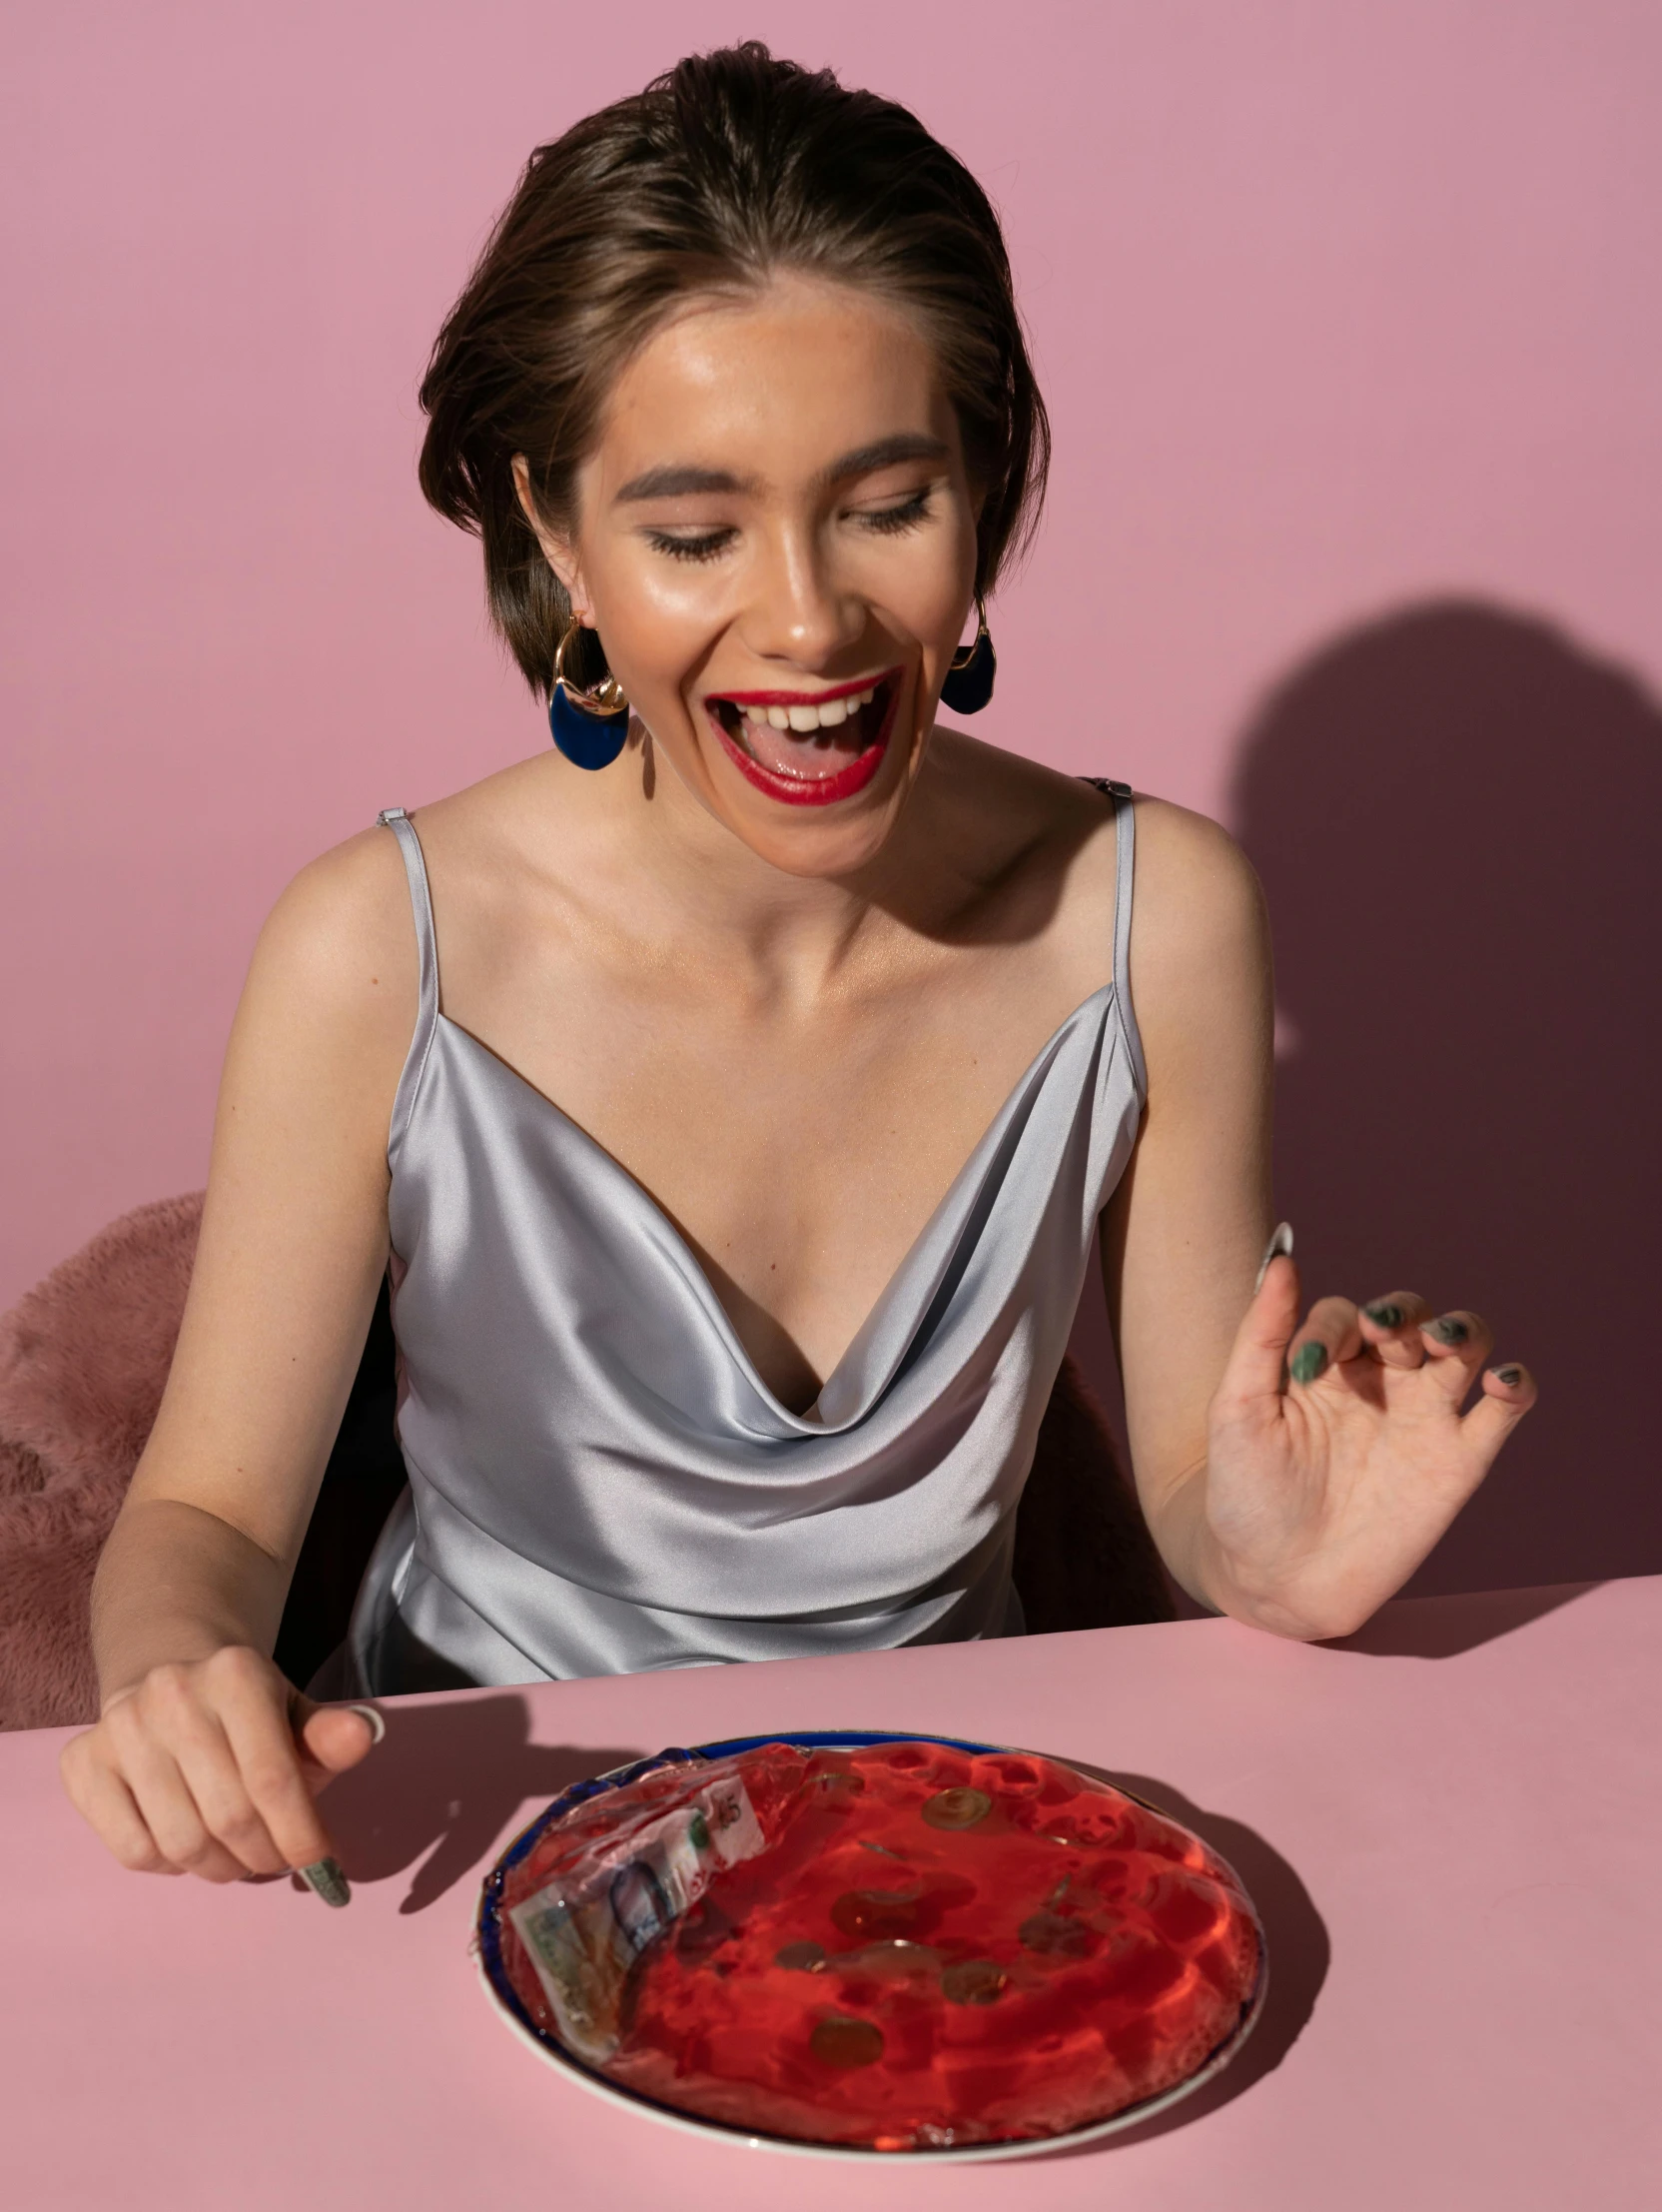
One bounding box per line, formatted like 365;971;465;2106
591;729;956;995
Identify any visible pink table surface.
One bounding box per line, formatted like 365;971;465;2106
3;1577;1658;2210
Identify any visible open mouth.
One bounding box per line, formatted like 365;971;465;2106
704;668;902;807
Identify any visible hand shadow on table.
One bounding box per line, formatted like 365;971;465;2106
1326;1580;1598;1659
1033;1767;1329;2160
318;1693;641;1915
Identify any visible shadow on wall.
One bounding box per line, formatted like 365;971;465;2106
1233;598;1662;1597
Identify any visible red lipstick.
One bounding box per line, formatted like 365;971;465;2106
706;672;902;809
715;671;888;710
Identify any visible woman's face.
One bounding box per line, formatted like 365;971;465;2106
522;274;981;877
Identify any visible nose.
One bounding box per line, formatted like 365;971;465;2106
737;523;866;671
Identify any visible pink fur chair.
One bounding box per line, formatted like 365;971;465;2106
0;1198;1172;1731
0;1197;202;1729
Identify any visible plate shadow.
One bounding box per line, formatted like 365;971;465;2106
1034;1766;1329;2158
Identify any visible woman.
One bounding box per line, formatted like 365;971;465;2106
62;45;1533;1887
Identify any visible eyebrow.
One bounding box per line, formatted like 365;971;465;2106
614;464;753;502
612;433;951;506
817;433;951;486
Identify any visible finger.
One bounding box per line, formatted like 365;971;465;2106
1419;1308;1494;1400
214;1687;339;1870
139;1656;299;1876
1286;1295;1363;1389
1461;1360;1538;1461
1483;1359;1535;1402
1214;1247;1302;1414
1357;1291;1433;1369
294;1698;382;1788
166;1649;312;1874
1253;1220;1294;1293
176;1724;291;1878
60;1738;181;1875
104;1669;260;1882
112;1734;250;1882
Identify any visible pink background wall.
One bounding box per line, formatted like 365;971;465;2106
5;2;1660;1594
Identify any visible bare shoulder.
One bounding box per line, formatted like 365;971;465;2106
923;736;1250;972
1132;796;1267;957
387;754;575;879
933;728;1112;832
242;753;569;1055
923;729;1123;918
1126;795;1272;1080
254;820;414;995
236;821;419;1082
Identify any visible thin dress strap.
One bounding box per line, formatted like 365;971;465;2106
377;808;440;1152
1079;777;1148;1101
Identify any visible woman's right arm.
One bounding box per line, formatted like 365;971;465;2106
60;827;417;1882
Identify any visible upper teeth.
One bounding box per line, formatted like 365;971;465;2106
742;687;876;733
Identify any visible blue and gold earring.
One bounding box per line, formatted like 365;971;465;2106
939;597;997;715
547;615;630;769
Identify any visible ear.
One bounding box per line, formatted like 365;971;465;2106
510;455;592;621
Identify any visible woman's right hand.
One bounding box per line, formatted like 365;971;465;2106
60;1647;381;1882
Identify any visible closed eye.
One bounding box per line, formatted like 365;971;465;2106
643;485;935;561
643;527;736;563
854;487;934;536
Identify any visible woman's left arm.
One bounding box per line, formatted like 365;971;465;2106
1100;799;1536;1641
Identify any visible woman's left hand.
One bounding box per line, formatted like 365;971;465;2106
1198;1247;1537;1639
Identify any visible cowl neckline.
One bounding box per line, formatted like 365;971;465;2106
425;981;1120;1437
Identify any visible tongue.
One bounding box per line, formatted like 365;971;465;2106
735;703;875;779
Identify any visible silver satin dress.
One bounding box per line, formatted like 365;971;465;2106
345;784;1146;1693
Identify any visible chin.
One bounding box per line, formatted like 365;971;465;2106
732;798;911;879
697;665;927;872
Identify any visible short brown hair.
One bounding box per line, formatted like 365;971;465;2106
417;42;1050;696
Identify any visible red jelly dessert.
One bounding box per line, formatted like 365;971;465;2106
493;1739;1261;2151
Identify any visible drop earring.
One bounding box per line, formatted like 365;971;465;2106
939;597;997;715
547;615;630;769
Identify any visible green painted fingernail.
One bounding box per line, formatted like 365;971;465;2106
1491;1364;1523;1387
1427;1316;1469;1345
299;1857;350;1908
1289;1342;1328;1386
1363;1301;1404;1328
